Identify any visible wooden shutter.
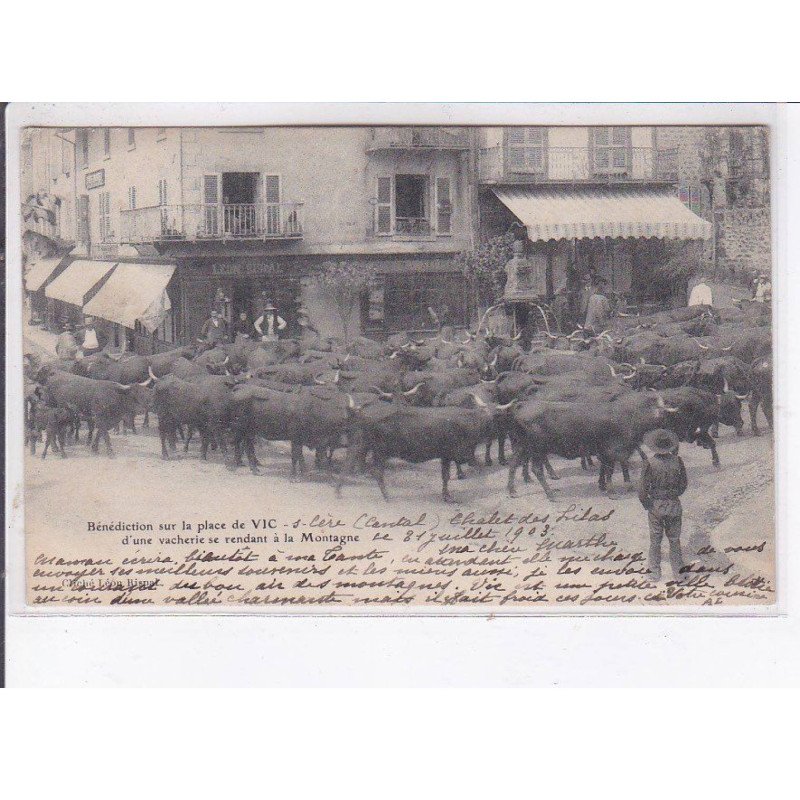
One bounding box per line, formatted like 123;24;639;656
263;175;281;235
103;129;110;155
375;176;393;234
203;174;221;236
506;128;526;171
435;177;452;235
77;194;90;243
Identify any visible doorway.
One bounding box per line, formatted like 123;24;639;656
222;173;260;236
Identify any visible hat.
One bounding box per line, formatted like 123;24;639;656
644;428;680;455
263;298;276;311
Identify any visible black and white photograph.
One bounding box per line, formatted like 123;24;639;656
9;115;777;611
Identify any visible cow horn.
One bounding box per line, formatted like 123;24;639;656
403;382;423;396
470;393;488;408
495;400;515;410
622;373;635;381
314;377;327;385
664;406;680;413
544;331;558;339
723;378;730;393
608;364;618;377
735;392;750;401
148;366;159;381
343;353;351;363
106;351;123;362
722;346;733;352
138;377;153;387
334;370;341;385
489;353;498;367
389;351;398;359
115;382;132;391
346;394;356;410
511;332;522;341
480;378;497;384
697;343;709;350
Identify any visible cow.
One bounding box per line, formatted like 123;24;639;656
35;366;149;456
229;383;356;478
749;355;773;435
28;401;74;459
659;386;745;466
337;393;510;502
146;346;196;378
149;370;236;461
507;391;675;498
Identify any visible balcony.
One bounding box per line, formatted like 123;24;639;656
120;202;304;244
478;146;679;184
367;127;470;152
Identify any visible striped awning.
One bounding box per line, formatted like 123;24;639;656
493;187;713;242
45;260;118;306
24;255;68;292
83;262;176;332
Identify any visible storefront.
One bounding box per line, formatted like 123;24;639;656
23;254;72;323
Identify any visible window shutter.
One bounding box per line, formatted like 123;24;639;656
263;175;281;234
77;194;90;243
103;129;110;155
435;177;452;235
203;175;221;236
376;176;393;234
128;128;135;147
264;175;281;204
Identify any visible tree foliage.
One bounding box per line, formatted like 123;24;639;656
456;232;516;307
312;260;378;340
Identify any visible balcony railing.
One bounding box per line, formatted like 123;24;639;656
367;127;470;152
120;202;304;243
478;146;679;184
394;217;432;236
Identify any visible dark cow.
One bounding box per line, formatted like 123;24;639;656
36;366;148;456
229;384;355;478
150;371;236;461
28;401;74;459
507;391;674;498
749;355;773;435
659;386;745;466
146;346;196;378
337;393;509;502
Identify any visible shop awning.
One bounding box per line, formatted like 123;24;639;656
24;255;68;292
493;187;713;242
45;260;118;306
83;262;176;332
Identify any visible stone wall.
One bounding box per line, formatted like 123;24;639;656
715;206;772;277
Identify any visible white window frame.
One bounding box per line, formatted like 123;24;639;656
435;177;453;236
375;176;394;236
506;127;548;174
591;127;631;175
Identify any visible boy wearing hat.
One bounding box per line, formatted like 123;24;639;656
639;429;689;581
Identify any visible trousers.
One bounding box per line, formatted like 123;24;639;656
648;511;684;579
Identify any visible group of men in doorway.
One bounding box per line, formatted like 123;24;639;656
200;289;318;346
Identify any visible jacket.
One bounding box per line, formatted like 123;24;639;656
638;453;688;517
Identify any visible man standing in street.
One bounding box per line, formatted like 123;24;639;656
584;277;612;335
254;298;287;342
79;316;107;357
689;274;713;307
55;322;79;360
639;428;689;582
200;309;229;346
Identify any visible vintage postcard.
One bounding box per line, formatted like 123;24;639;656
6;105;779;613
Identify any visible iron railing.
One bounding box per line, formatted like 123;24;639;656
478;146;679;183
367;127;470;151
120;202;304;243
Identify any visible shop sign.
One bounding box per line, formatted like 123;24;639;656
85;169;105;190
211;261;280;278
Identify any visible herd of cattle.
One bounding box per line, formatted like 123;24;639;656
24;300;773;503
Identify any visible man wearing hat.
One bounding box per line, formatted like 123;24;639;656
78;316;107;357
200;309;229;346
689;274;713;307
639;429;689;581
754;273;772;303
55;321;79;361
254;298;287;342
584;276;612;335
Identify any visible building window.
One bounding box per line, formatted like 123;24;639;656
98;192;112;241
128;186;137;210
506;127;547;174
103;128;111;156
78;130;89;168
127;128;136;149
591;127;631;175
375;272;466;332
394;174;430;235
